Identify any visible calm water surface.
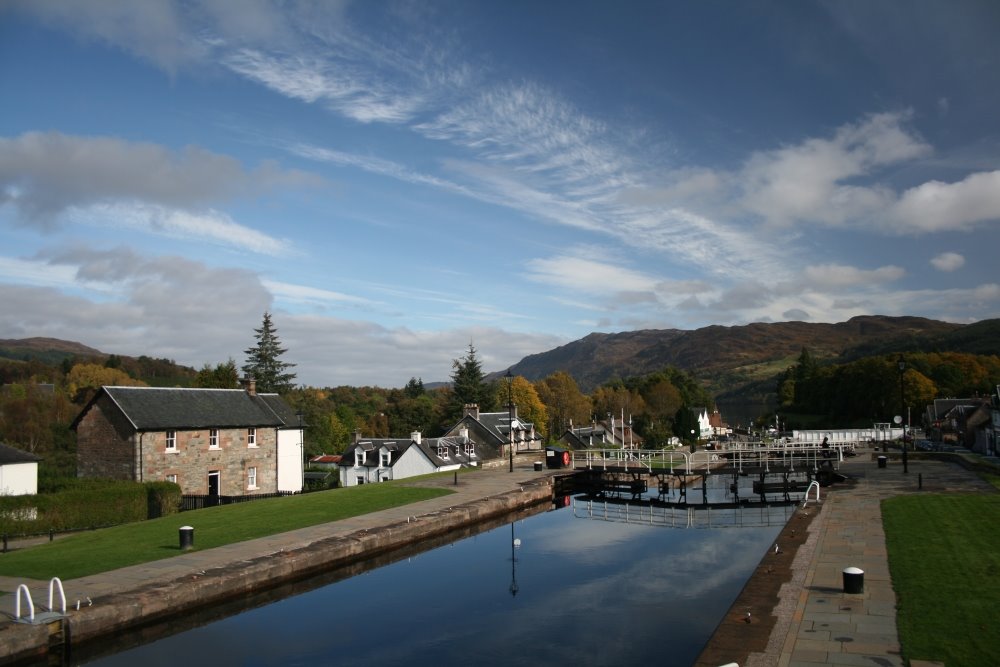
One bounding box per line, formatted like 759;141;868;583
81;483;793;667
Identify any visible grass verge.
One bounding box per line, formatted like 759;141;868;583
0;483;453;580
883;493;1000;666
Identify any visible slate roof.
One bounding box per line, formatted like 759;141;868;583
73;386;298;431
0;442;42;465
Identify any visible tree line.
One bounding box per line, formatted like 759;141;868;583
774;347;1000;428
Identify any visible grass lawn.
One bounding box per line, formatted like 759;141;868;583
883;493;1000;666
0;482;453;580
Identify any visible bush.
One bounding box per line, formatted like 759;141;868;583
0;479;180;536
146;481;182;518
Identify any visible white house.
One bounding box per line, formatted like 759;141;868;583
339;431;477;487
0;442;41;496
691;407;712;439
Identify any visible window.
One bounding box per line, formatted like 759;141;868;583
465;444;476;458
380;452;391;467
356;476;365;485
247;428;257;447
209;429;219;449
247;466;257;490
355;450;365;467
438;446;450;460
165;430;177;451
166;474;177;484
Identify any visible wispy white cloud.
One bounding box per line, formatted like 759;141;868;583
930;252;965;272
65;202;293;256
524;248;658;296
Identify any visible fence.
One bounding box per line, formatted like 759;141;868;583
180;491;298;511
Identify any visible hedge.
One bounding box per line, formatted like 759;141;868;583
0;480;182;537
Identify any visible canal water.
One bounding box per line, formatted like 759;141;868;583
78;482;795;667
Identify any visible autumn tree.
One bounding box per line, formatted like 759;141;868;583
493;374;549;440
535;371;591;440
67;363;145;402
242;312;297;394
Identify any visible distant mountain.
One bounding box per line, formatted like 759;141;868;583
499;316;985;423
0;337;106;365
506;316;966;391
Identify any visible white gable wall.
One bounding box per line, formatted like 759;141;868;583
393;446;439;479
276;427;304;493
0;462;38;496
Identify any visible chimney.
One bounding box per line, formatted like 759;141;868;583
463;403;480;420
459;426;469;441
354;429;363;444
240;376;257;396
411;431;422;444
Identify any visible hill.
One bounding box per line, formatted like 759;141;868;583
0;338;196;387
503;316;991;423
0;337;105;365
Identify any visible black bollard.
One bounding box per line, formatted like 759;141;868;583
843;567;864;594
49;529;54;542
902;445;908;474
2;533;6;553
179;525;195;551
454;470;458;486
919;473;923;490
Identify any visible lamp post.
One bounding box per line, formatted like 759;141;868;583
506;369;514;473
297;411;305;491
898;355;908;474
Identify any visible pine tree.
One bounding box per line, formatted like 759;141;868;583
242;312;297;394
449;343;491;416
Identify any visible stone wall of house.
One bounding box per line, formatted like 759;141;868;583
145;426;278;495
76;394;137;481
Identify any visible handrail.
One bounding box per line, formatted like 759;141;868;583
572;442;848;475
49;577;66;614
802;480;821;507
15;584;34;622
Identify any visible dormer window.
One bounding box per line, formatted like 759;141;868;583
355;449;366;467
380;452;391;467
438;446;450;460
465;444;476;458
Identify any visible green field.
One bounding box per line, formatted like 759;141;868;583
0;483;452;580
883;492;1000;666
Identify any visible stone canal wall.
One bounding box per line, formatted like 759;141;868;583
1;476;556;664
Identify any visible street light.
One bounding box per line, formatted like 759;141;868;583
898;355;908;474
506;368;514;473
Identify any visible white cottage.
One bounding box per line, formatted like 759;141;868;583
0;442;41;496
339;431;478;487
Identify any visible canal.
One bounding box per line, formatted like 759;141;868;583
77;483;794;666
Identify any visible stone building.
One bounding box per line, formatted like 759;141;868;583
72;380;303;496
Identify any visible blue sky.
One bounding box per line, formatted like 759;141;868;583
1;1;999;388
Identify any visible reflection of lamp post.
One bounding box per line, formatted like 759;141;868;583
898;355;908;473
506;369;514;473
509;522;520;597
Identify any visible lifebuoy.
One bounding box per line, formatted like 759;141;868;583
562;451;571;466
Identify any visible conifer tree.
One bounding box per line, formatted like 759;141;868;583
449;343;491;415
242;312;297;394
